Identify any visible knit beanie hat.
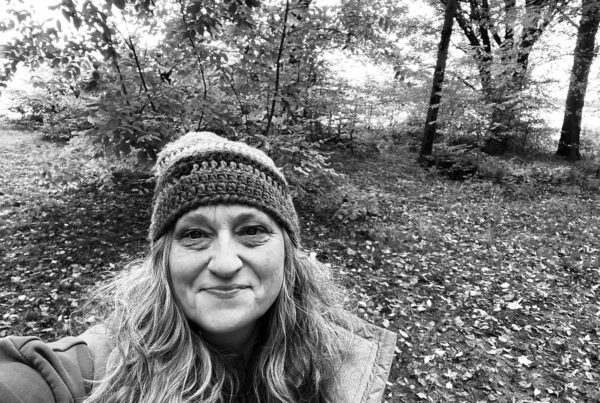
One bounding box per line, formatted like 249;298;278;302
149;131;300;246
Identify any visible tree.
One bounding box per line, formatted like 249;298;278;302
264;0;291;136
453;0;569;152
0;0;262;158
420;0;458;156
556;0;600;161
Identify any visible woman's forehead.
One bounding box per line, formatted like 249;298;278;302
177;204;277;225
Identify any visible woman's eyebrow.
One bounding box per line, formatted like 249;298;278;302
232;212;272;226
176;210;275;229
177;213;210;226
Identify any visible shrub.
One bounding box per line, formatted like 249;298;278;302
37;133;142;192
41;97;91;142
476;156;512;182
331;184;381;224
1;67;90;140
2;87;52;124
580;127;600;159
388;113;424;151
242;132;345;220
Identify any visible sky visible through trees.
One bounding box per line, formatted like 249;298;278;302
1;0;599;142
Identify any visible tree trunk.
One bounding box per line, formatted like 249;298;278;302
125;35;157;113
265;0;290;137
420;0;457;156
556;0;600;161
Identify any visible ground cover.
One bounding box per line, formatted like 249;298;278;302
317;152;600;402
0;126;598;402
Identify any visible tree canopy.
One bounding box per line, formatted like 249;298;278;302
0;0;599;161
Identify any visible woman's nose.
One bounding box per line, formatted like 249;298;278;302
207;236;243;277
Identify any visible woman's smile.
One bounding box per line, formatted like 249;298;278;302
202;285;251;298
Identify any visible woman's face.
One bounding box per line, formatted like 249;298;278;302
169;204;285;350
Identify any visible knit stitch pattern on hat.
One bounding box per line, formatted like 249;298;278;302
150;132;300;246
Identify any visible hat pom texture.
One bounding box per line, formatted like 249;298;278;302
150;132;300;246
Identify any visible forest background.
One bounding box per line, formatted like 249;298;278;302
0;0;599;401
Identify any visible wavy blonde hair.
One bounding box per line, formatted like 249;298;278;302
83;228;349;403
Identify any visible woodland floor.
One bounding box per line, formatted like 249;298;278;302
0;126;599;402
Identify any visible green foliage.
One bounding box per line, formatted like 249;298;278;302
1;0;421;162
254;132;345;218
476;156;512;182
38;133;141;192
421;144;600;191
434;76;490;143
580;126;600;158
332;184;381;224
1;0;265;155
3;87;51;124
424;73;565;158
0;0;596;173
490;88;557;154
1;67;90;139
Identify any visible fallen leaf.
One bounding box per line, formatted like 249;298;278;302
518;355;533;366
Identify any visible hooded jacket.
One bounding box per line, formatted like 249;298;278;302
0;316;396;403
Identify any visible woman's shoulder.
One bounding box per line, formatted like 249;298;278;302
341;313;397;344
0;333;95;402
77;324;112;380
333;313;397;403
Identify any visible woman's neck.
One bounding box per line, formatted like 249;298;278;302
202;324;259;359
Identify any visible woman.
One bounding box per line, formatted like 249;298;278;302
0;132;396;402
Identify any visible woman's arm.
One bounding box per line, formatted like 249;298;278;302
0;336;94;403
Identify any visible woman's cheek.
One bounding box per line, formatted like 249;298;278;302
170;247;202;285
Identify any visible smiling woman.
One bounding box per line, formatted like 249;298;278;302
0;131;396;402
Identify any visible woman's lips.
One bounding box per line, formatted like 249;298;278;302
202;286;249;298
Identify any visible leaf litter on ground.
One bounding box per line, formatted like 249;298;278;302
0;126;599;402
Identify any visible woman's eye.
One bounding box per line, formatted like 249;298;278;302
183;229;209;239
239;226;266;237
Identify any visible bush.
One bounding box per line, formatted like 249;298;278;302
2;87;52;124
41;97;91;142
430;81;558;156
476;156;512;182
241;132;345;220
580;127;600;159
388;113;424;151
419;144;479;180
331;184;381;224
1;68;90;140
37;133;143;192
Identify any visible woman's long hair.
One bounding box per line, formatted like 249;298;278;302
82;228;348;403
